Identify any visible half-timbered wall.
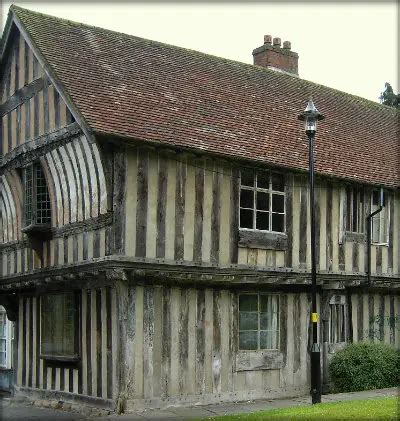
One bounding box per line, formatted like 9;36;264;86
0;31;76;155
121;284;399;409
16;287;117;401
1;132;109;277
350;292;400;345
0;28;109;278
124;147;400;277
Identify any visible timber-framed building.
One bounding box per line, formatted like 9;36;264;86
0;6;399;413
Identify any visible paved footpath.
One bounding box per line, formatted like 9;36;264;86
0;388;397;421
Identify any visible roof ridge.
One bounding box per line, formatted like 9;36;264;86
10;5;397;113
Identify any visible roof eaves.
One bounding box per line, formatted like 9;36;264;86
10;5;96;144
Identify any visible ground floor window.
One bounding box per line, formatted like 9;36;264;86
40;293;79;360
328;296;347;343
0;306;14;369
238;293;279;350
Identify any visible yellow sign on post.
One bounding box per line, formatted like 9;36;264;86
311;312;318;323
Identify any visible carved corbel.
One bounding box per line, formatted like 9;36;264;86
105;268;128;282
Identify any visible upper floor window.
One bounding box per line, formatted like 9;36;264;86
371;190;389;244
345;186;364;233
238;293;279;350
239;169;285;233
23;162;51;230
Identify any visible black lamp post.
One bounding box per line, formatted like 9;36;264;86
298;100;324;404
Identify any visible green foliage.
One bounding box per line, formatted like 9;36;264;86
329;342;399;393
379;82;400;107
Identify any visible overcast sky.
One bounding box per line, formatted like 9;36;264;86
1;2;398;103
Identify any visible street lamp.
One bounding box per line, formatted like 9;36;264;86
298;100;324;404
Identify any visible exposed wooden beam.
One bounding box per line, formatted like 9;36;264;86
0;122;81;172
0;76;50;116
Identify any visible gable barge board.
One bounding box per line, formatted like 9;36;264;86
11;12;96;144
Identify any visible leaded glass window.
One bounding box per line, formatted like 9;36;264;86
239;169;285;233
238;293;279;350
23;163;51;228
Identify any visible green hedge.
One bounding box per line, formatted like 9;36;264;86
329;342;400;392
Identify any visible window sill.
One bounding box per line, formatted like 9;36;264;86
238;230;287;250
40;355;80;363
235;349;284;371
342;232;365;243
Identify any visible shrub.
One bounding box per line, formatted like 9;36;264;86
328;341;400;392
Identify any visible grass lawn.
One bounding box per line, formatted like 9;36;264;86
201;397;398;420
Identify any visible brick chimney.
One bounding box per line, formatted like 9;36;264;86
253;35;299;76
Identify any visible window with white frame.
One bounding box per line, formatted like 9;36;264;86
238;293;279;350
239;169;285;233
328;296;347;344
0;309;6;367
371;190;389;244
345;186;364;233
0;306;14;369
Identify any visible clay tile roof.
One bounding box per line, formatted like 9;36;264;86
9;6;400;188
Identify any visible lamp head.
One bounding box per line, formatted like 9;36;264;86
298;100;324;134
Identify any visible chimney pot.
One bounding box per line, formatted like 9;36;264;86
252;35;299;76
273;37;281;47
264;35;272;45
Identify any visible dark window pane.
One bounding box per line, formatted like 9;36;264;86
256;192;269;211
239;312;258;330
239;331;258;350
239;294;258;311
260;312;271;330
260;295;271;313
272;194;284;213
240;189;254;209
260;331;278;349
272;213;284;232
241;169;254;187
41;293;77;358
352;192;358;232
240;209;253;229
256;211;269;230
346;188;352;231
257;171;270;189
272;173;284;192
372;190;379;206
